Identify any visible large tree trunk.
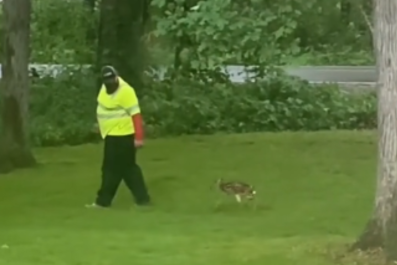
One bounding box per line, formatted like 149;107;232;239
0;0;36;174
352;0;397;261
96;0;148;96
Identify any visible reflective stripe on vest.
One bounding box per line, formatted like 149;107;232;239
97;102;139;119
125;105;140;115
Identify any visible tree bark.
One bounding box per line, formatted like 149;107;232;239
0;0;36;174
352;218;383;250
96;0;148;96
352;0;397;261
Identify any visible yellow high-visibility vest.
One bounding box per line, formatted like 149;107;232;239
96;78;140;139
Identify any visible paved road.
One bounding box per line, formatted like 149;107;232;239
144;65;378;83
0;64;379;83
227;66;377;83
149;65;378;83
283;66;376;83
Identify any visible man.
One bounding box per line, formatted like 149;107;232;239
86;65;151;208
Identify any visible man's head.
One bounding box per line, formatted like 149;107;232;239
101;65;119;94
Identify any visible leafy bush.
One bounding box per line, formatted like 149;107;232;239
26;70;376;146
0;0;373;66
29;69;99;146
142;74;376;136
151;0;374;67
31;0;98;64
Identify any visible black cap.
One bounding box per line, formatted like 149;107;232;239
101;65;118;81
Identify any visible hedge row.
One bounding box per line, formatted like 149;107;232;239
4;70;376;147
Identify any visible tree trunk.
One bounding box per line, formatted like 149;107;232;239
0;0;36;174
352;218;383;250
96;0;148;96
352;0;397;261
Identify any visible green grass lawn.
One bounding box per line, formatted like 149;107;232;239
0;131;377;265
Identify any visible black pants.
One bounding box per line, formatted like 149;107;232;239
95;134;150;207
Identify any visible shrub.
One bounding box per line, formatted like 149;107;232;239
29;68;99;146
142;74;376;136
31;0;98;64
20;70;376;146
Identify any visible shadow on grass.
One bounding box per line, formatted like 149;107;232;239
316;243;386;265
211;201;273;213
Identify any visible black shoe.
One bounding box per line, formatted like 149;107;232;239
136;200;152;207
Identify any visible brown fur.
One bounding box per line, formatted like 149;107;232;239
216;178;256;202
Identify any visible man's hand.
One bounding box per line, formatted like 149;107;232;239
135;139;144;148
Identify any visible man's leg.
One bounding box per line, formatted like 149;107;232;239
95;136;123;207
119;135;151;205
126;163;151;205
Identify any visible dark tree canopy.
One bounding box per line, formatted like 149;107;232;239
96;0;149;96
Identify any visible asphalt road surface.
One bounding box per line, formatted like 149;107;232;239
225;65;377;83
0;64;379;84
285;66;377;83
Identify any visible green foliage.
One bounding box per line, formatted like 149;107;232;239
29;69;99;146
142;74;376;136
31;0;98;64
0;0;377;148
151;0;374;67
153;0;302;68
0;0;373;65
27;70;376;146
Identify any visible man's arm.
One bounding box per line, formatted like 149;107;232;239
132;114;144;142
119;87;144;142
